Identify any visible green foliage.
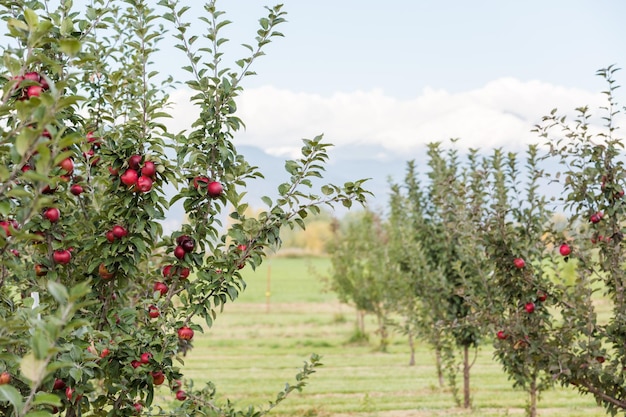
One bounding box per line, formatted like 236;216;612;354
0;1;369;416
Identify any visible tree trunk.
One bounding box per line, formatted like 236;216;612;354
529;376;537;417
356;310;365;334
435;348;444;387
407;330;415;366
376;313;388;352
463;344;471;409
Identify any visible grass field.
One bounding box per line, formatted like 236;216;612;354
177;256;608;417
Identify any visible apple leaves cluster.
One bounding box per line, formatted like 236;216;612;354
0;1;368;417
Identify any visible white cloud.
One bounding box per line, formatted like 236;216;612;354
163;78;605;158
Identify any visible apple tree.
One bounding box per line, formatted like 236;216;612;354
325;210;393;351
0;1;369;417
387;143;492;409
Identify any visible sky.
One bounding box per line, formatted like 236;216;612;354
159;1;626;160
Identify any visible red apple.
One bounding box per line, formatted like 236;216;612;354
53;249;71;265
590;212;603;224
140;352;152;364
496;331;507;340
237;244;247;252
112;225;127;239
128;154;142;170
559;243;571;256
162;265;174;278
131;360;141;369
537;291;547;302
177;326;194;340
44;207;60;223
148;305;160;319
179;267;190;279
154;282;168;296
181;237;195;253
207;181;223;198
120;169;138;187
0;371;10;385
108;166;119;176
133;403;142;414
0;221;11;237
513;257;525;269
59;157;74;174
175;390;187;401
35;264;48;276
100;348;110;358
98;263;114;279
151;370;165;385
136;175;153;192
10;249;19;257
596;356;606;363
53;378;66;390
23;71;40;82
141;161;156;177
525;302;535;314
106;231;115;243
174;245;185;259
193;176;209;189
70;184;84;196
26;84;43;98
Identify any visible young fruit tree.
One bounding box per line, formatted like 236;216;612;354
0;1;369;416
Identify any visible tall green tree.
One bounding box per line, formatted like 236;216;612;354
0;2;369;416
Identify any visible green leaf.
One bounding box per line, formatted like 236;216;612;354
33;392;61;407
24;8;39;28
20;352;47;383
59;39;81;56
47;281;68;304
0;384;23;413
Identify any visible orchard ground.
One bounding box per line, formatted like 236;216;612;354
151;256;609;417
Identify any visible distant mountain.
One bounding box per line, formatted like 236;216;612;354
238;144;410;212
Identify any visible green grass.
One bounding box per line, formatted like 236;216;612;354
176;256;608;417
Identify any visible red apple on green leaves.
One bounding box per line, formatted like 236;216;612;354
596;356;606;363
120;169;138;187
35;264;48;276
175;390;187;401
181;238;195;253
151;370;165;385
177;326;194;340
207;181;223;198
559;243;571;256
590;212;603;224
44;207;60;223
0;221;12;237
70;184;84;195
23;71;40;82
53;249;71;265
140;352;152;364
154;282;168;296
537;291;547;302
106;231;115;243
131;360;141;369
174;245;185;259
26;84;43;98
53;378;66;390
496;331;507;340
179;267;190;279
98;263;114;280
128;154;142;170
513;257;525;269
148;305;160;319
0;371;10;385
141;161;156;177
525;302;535;314
136;175;153;192
100;348;111;358
133;403;142;414
59;157;74;174
108;166;119;176
193;176;209;189
112;225;127;239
